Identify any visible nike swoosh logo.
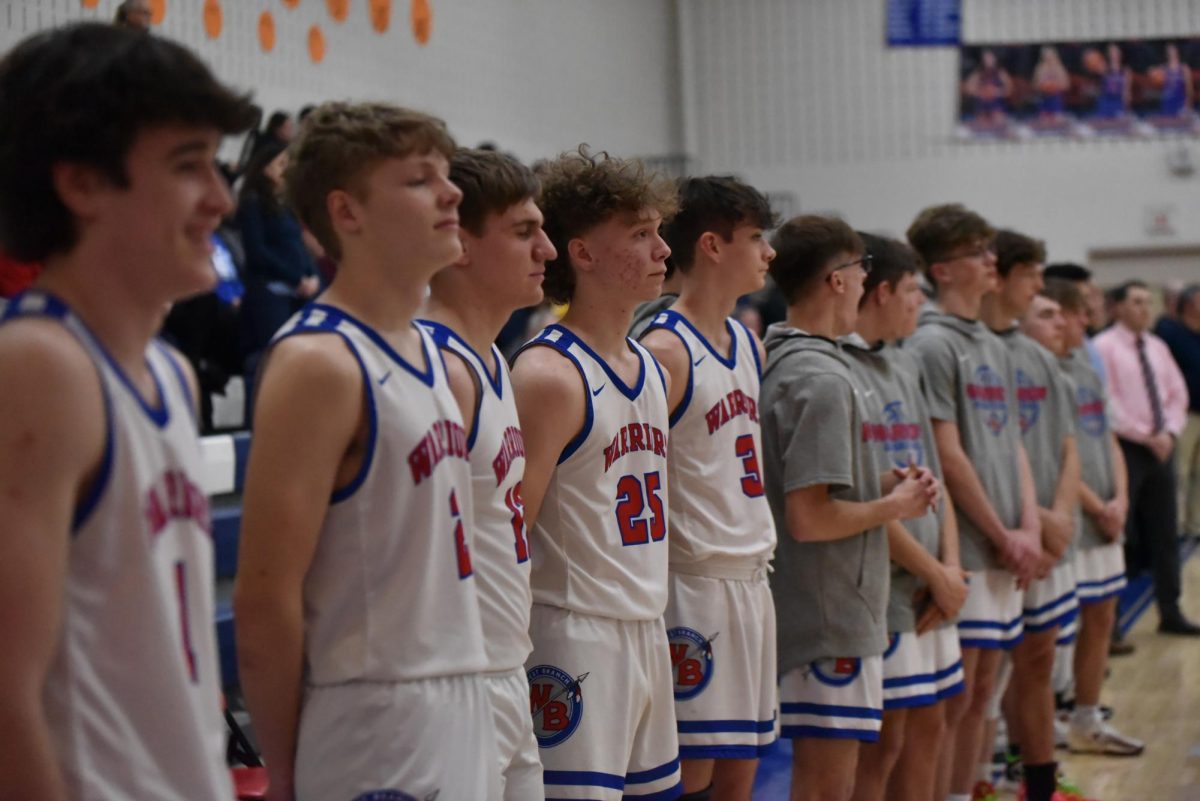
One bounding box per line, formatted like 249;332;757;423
693;355;707;366
592;384;605;397
378;371;392;386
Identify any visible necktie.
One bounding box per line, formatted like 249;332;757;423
1136;335;1165;433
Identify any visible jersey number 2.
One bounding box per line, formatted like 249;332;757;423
614;471;666;546
735;434;765;497
450;490;473;578
504;481;530;563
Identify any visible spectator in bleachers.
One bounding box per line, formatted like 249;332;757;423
113;0;151;32
249;110;294;160
1093;280;1198;635
1155;283;1200;537
236;141;318;376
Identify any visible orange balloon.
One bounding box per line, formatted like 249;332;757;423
308;25;327;64
203;0;222;39
149;0;166;25
258;11;276;52
326;0;348;22
411;0;431;45
80;0;99;8
369;0;392;33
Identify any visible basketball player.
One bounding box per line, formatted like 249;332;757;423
510;147;682;801
1035;280;1144;757
0;24;254;801
759;216;937;801
841;233;968;801
903;204;1041;801
982;230;1079;801
234;103;500;801
636;176;779;800
418;148;555;800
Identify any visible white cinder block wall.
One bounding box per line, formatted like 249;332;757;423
677;0;1200;264
0;0;682;164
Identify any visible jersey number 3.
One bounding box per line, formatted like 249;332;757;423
735;434;764;497
615;471;666;546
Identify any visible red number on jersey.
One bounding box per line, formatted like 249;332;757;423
449;489;473;578
174;560;198;683
735;434;765;497
614;471;666;546
505;481;530;563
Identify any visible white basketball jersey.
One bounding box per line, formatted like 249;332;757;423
275;304;488;683
1;293;229;801
643;310;776;566
521;324;671;622
419;320;533;672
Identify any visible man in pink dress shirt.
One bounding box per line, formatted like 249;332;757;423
1093;280;1198;635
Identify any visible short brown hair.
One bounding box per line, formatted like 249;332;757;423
285;101;456;261
1041;278;1085;312
537;145;678;304
858;231;919;308
450;148;539;237
769;215;863;304
906;203;994;286
993;228;1046;278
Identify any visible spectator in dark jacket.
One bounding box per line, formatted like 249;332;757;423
236;142;318;367
1156;284;1200;536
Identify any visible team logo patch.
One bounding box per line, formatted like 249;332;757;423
882;400;925;468
1015;369;1047;434
528;664;586;748
811;656;861;686
966;365;1008;436
667;627;718;700
352;791;438;801
1076;386;1107;437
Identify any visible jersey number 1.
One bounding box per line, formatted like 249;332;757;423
504;481;530;563
614;471;666;546
450;490;473;578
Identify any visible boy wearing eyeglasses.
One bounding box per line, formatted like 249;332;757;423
903;205;1041;801
760;216;937;801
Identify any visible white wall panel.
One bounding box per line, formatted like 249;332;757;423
0;0;680;163
680;0;1200;264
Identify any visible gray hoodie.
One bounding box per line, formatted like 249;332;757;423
761;324;889;674
842;334;947;633
904;310;1022;572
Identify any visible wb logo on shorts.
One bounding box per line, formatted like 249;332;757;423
528;664;585;748
966;365;1008;436
1015;369;1047;434
352;791;438;801
668;627;716;700
811;656;861;686
1076;386;1107;437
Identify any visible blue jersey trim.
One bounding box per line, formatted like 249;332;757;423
655;309;739;370
515;332;595;465
1023;588;1077;617
882;660;964;690
625;756;680;784
310;303;435;387
417;319;505;398
544;323;647;400
156;341;196;427
72;379;114;533
780;701;881;720
639;318;694;428
623;782;683;800
328;333;378;504
676;717;776;734
781;725;880;742
543;769;625;790
734;319;763;378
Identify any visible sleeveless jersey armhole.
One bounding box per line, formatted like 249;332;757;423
513;335;595;465
155;341;197;427
72;371;115;534
733;318;763;378
640;318;694;428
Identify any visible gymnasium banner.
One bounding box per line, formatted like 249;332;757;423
956;38;1200;140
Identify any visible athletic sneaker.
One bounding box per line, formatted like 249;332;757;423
1067;719;1145;756
1053;713;1070;749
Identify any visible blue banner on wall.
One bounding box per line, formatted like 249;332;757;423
887;0;961;47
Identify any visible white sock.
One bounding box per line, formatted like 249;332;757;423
979;760;994;782
1071;704;1100;729
948;795;971;801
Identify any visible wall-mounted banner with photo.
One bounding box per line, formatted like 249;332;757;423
956;38;1199;141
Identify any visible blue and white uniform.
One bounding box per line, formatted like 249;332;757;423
272;304;499;801
2;292;230;801
420;319;543;801
642;310;778;760
519;324;681;801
